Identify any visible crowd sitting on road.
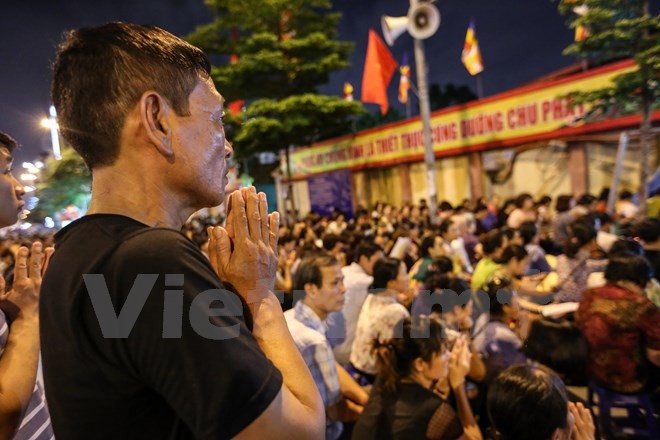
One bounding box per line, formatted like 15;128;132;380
1;21;659;440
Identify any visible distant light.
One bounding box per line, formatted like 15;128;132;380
20;173;37;181
34;161;45;169
44;217;55;228
24;186;36;193
19;222;32;230
47;105;62;160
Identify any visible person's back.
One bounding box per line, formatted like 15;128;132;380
41;215;282;438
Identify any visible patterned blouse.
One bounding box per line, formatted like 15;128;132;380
576;283;660;393
555;250;607;303
350;294;410;375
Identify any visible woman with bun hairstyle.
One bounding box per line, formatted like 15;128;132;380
352;316;482;440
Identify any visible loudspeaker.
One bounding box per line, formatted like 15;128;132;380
407;3;440;41
381;14;409;46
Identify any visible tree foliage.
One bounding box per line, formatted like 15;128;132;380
557;0;659;114
558;0;659;209
187;0;364;159
28;148;91;222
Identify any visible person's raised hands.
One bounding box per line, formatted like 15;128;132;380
448;335;472;390
0;242;53;322
208;187;279;302
569;402;595;440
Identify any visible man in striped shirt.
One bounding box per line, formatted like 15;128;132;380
0;131;54;440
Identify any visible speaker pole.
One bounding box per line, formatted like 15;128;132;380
413;38;438;224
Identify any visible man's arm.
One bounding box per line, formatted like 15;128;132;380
335;362;368;406
210;188;324;439
0;244;47;439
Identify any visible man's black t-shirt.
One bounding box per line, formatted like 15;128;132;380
40;215;283;439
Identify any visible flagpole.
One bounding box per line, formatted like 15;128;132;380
414;38;438;224
476;74;484;99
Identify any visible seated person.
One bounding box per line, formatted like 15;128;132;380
350;258;411;384
523;318;589;387
352;316;482;440
488;364;595;440
473;276;527;385
285;254;369;439
576;254;660;394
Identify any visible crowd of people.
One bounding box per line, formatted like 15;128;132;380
0;21;658;440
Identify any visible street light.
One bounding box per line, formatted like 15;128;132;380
41;105;62;160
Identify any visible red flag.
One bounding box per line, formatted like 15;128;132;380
361;29;398;115
227;53;244;115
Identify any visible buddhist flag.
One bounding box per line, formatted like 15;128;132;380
398;52;411;104
343;82;354;101
361;29;398;115
461;19;484;76
573;5;589;42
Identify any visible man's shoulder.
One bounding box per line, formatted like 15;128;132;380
285;310;328;347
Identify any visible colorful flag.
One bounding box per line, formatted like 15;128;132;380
461;19;484;76
398;52;411;104
343;82;354;101
361;29;398;115
227;31;244;115
573;5;589;42
574;25;589;42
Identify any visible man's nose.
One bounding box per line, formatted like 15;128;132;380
225;140;234;158
12;175;25;199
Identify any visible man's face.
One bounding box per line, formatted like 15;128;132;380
0;147;25;228
315;264;346;314
169;77;232;208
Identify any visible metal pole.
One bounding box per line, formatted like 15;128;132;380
414;38;438;224
607;131;629;215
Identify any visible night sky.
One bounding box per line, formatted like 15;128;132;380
1;0;657;165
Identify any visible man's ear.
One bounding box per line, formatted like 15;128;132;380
140;91;173;158
412;357;426;373
304;282;319;301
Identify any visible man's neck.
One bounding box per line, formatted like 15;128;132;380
87;166;195;229
301;299;328;322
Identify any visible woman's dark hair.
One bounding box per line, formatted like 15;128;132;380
633;218;660;244
515;193;533;209
518;221;537;246
431;277;471;315
485;276;514;317
499;244;528;265
604;254;653;288
482;229;505;256
488;364;568;440
555;195;573;213
371;257;402;290
373;316;446;394
608;239;644;257
419;234;439;259
430;256;454;274
523;319;588;385
564;219;597;258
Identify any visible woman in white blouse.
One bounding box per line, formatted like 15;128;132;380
349;257;411;383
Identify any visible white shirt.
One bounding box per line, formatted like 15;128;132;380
331;263;374;365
